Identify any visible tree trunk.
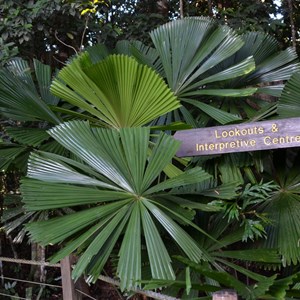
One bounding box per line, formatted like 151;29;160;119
208;0;213;16
180;0;184;18
31;243;46;283
287;0;297;50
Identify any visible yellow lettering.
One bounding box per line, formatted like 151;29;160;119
222;131;228;138
258;127;264;134
241;129;247;135
197;144;205;151
264;136;271;145
228;130;235;137
215;130;221;138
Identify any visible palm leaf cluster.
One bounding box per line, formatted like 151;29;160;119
0;15;300;298
0;58;62;173
22;122;213;290
0;59;60;123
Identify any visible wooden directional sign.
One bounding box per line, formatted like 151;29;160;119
174;117;300;157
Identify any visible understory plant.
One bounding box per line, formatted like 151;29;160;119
1;16;300;299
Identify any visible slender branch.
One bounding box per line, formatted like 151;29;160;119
53;55;67;66
80;15;89;51
208;0;213;16
180;0;184;19
54;31;78;55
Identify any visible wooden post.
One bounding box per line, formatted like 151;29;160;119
61;256;77;300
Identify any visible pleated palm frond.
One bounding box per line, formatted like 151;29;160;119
50;54;180;129
149;19;299;125
215;32;299;94
277;72;300;118
150;17;255;98
258;169;300;266
22;121;214;291
86;40;162;74
0;58;61;124
204;32;300;122
147;17;255;126
1;194;49;244
174;255;277;300
5;127;50;147
143;214;281;299
0;126;55;172
246;46;298;92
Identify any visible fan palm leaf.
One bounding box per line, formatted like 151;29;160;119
0;57;70;172
50;54;180;129
277;72;300;118
0;58;61;123
148;19;299;126
150;17;255;97
85;40;163;74
258;171;300;266
207;31;300;121
149;213;281;299
115;40;163;75
22;121;214;290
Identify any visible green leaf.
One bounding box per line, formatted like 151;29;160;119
21;179;130;210
213;249;281;264
175;256;246;293
145;167;211;195
248;47;299;83
215;258;277;299
140;203;175;280
72;204;132;282
0;144;27;170
49;221;111;263
86;43;110;63
117;202;141;290
26;200;132;245
182;88;257;97
278;72;300;118
141;132;181;191
23;121;214;290
0;58;60;123
27;151;121;191
143;198;207;263
183;99;242;124
171;180;240;200
150;17;245;95
261;192;300;265
51;54;180;128
185;267;192;295
159;195;222;212
33;59;59;105
115;40;163;75
268;272;300;299
183;56;255;91
5;127;50;146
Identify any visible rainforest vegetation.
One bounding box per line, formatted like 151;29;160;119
0;1;300;299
